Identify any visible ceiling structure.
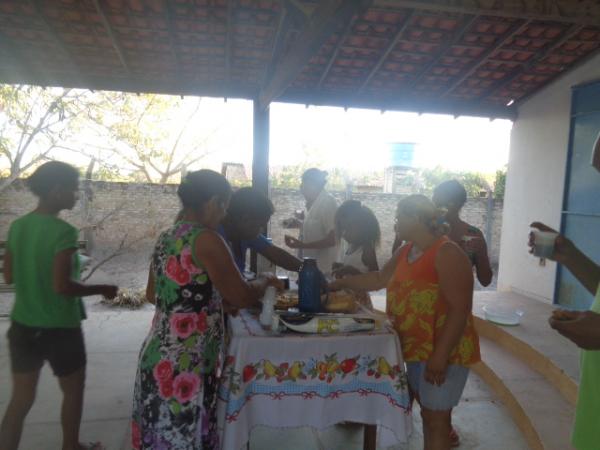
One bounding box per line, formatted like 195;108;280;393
1;0;600;120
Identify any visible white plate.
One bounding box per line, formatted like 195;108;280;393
482;305;524;326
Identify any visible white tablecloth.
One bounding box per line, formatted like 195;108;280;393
217;310;412;450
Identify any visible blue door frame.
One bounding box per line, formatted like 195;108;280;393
555;80;600;309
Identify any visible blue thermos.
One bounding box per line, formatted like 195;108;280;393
298;257;325;313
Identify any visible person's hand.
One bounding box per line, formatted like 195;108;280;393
425;352;448;386
260;273;285;291
100;285;118;300
282;217;302;229
285;235;303;249
548;310;600;350
332;264;361;279
328;279;344;292
529;222;575;264
294;210;305;221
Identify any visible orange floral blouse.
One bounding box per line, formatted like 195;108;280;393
386;237;481;366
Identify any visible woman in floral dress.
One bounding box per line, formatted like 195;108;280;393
131;170;278;449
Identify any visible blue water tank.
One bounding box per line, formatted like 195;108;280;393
389;142;416;167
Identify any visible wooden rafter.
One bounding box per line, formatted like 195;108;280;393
29;0;85;78
376;0;600;26
262;5;288;88
404;14;478;90
258;0;373;109
357;10;414;93
481;24;586;102
90;0;130;74
441;19;531;97
317;11;361;89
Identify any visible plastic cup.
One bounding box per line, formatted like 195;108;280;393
532;230;558;258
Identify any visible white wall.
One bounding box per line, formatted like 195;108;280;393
498;53;600;302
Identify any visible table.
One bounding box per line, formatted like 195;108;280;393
217;310;412;450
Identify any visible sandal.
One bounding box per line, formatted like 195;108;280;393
450;427;460;448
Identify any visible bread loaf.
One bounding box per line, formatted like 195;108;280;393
325;290;358;313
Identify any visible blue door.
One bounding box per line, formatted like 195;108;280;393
556;81;600;309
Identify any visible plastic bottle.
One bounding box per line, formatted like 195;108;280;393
260;286;276;328
298;257;324;313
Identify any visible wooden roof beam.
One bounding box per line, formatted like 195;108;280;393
29;0;86;80
358;10;415;93
404;14;478;90
317;11;362;89
441;19;531;97
163;0;183;81
375;0;600;26
0;30;44;86
262;5;288;88
481;24;586;103
91;0;130;74
258;0;373;110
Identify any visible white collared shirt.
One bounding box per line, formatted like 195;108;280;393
301;190;339;275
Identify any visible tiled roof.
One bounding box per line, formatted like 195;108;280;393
1;0;599;119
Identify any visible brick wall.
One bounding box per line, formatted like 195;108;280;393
0;181;503;265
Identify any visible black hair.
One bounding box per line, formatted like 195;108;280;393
177;169;232;210
301;168;328;188
26;161;79;198
433;179;467;209
227;187;274;221
335;199;381;248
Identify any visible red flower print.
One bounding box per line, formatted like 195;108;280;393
159;379;174;399
166;256;179;279
153;359;174;383
169;313;198;339
225;355;235;367
173;372;201;404
340;358;357;374
197;311;208;334
181;246;201;274
165;255;191;286
131;420;141;450
242;364;257;383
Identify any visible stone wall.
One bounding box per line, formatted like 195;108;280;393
0;181;503;265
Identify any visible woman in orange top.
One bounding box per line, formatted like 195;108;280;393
330;194;480;450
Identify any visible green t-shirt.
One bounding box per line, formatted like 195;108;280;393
572;284;600;450
7;212;84;328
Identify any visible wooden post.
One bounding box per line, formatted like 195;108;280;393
251;100;270;273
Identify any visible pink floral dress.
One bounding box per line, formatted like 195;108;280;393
132;222;223;449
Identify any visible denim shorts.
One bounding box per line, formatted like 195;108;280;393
406;361;469;411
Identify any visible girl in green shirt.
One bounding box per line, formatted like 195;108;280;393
0;161;118;450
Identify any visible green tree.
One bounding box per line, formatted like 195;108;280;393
87;93;219;183
494;167;507;200
0;85;92;190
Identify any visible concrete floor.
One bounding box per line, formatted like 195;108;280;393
0;303;528;450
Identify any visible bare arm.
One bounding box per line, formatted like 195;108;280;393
260;244;302;271
145;266;155;304
195;230;269;309
425;242;473;385
473;230;493;286
330;249;399;292
286;230;336;250
531;222;600;295
361;245;379;271
53;248;117;298
3;249;12;285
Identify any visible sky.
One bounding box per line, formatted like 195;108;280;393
178;97;513;175
3;92;513;178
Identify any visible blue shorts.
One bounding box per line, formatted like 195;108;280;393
406;362;469;411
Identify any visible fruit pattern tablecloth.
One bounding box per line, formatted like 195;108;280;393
217;309;412;450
